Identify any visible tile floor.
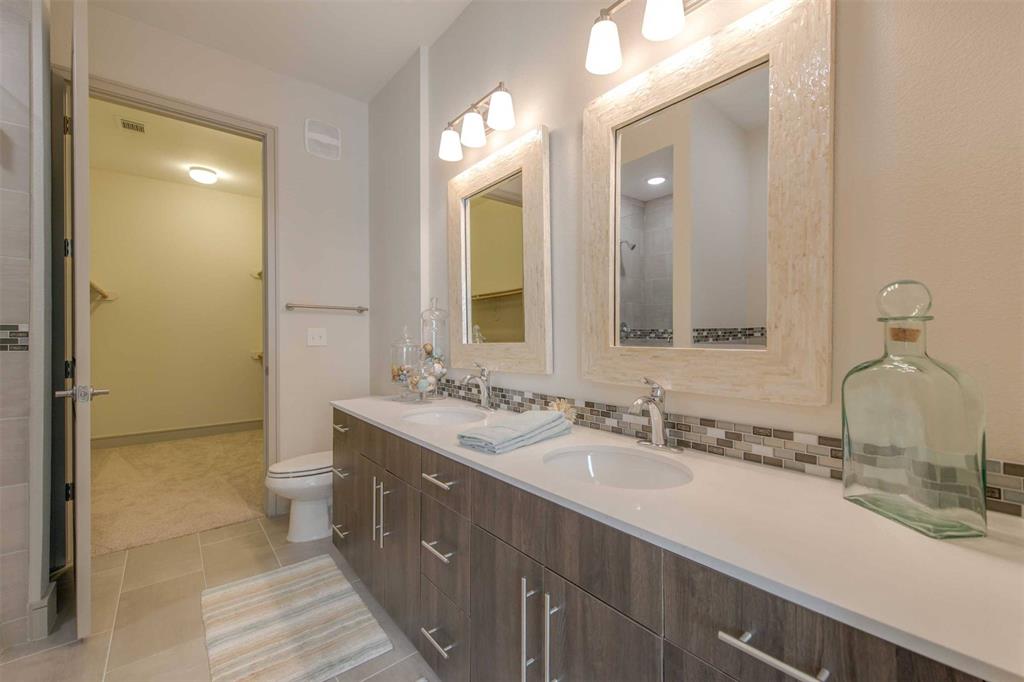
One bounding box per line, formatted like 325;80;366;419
0;517;439;682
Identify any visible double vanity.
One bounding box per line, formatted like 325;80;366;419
328;397;1023;682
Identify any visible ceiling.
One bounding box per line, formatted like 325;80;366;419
621;146;673;202
93;0;471;101
90;97;263;196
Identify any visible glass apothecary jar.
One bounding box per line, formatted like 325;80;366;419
419;297;449;400
842;280;986;538
390;326;420;401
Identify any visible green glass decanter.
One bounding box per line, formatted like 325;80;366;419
842;281;986;538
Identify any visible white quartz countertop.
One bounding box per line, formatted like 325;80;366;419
331;396;1024;681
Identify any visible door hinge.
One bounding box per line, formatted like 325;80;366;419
63;115;72;135
64;359;75;379
65;482;74;501
64;239;73;257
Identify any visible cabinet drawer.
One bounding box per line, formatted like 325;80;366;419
471;469;549;563
545;503;662;633
385;431;421;488
418;575;470;682
665;642;735;682
360;422;387;465
543;568;661;682
420;448;472;518
420;495;470;612
663;553;979;682
331;409;351;471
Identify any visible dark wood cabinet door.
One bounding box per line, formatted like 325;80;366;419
418;575;470;682
471;469;550;563
362;423;387;465
385;431;421;488
471;527;545;682
544;503;662;633
348;456;384;598
420;447;472;518
420;494;470;612
664;642;735;682
381;471;421;643
543;569;661;682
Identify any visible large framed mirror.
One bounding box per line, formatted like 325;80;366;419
448;126;552;374
582;0;834;405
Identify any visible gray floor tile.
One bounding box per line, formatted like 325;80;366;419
199;530;278;588
122;534;203;592
0;631;110;682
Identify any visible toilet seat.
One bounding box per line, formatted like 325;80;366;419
267;450;332;479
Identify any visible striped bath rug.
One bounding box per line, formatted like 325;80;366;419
200;555;392;682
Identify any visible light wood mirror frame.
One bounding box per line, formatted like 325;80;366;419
448;126;552;374
581;0;834;405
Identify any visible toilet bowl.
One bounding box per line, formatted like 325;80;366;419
265;451;333;543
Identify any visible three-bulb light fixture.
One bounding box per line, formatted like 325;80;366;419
438;82;516;162
586;0;687;75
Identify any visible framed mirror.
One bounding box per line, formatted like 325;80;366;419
581;0;834;405
448;126;552;374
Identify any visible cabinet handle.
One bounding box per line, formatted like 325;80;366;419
717;630;830;682
421;472;456;491
420;627;455;660
332;524;350;540
371;476;378;541
543;592;560;682
521;577;538;682
379;486;391;549
332;467;350;479
333;425;350;433
421;540;454;565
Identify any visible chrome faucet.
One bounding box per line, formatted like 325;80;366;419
461;363;494;410
629;377;668;448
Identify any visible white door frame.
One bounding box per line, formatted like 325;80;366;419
82;73;281;506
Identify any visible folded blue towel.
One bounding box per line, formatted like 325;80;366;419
458;410;571;454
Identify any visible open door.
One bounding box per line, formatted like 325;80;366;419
52;2;104;639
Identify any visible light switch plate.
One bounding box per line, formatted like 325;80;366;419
307;327;327;346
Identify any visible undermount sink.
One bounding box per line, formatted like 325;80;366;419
401;406;488;426
543;446;694;490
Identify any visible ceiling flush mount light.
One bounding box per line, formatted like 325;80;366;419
438;82;518;162
585;0;685;75
188;166;218;185
647;176;666;185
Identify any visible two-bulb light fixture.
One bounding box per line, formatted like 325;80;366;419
438;82;516;162
586;0;686;75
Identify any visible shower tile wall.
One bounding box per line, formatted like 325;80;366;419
620;195;673;331
0;0;33;653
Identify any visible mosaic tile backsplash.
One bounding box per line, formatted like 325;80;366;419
438;377;1022;517
0;324;29;351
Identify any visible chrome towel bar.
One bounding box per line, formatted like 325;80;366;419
284;303;368;313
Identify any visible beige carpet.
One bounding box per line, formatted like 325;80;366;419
91;429;265;555
201;555;392;682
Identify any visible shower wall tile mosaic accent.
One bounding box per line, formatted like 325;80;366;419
0;324;29;351
692;326;767;344
620;328;673;341
438;378;1022;517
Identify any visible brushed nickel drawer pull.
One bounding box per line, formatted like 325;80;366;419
371;476;378;541
421;472;456;491
521;577;538;682
718;630;830;682
543;592;561;682
420;627;455;660
421;540;454;564
332;524;350;540
333;425;350;433
332;468;350;479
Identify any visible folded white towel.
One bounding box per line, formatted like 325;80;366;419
458;410;571;454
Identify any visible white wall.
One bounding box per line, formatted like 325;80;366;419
369;50;423;395
90;168;263;439
417;0;1023;462
51;3;370;462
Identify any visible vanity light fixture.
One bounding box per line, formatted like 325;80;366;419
437;82;517;161
188;166;218;185
585;0;686;75
647;176;666;185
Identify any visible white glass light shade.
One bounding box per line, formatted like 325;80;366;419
585;16;622;75
641;0;685;42
460;110;487;148
438;126;463;162
188;166;218;184
487;89;516;131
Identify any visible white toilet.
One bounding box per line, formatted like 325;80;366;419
265;451;334;543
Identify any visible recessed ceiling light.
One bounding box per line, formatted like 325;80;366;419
188;166;218;185
647;176;666;186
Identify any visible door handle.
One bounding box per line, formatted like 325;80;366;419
333;424;350;434
371;476;378;541
717;630;830;682
420;627;455;660
55;386;110;401
421;540;454;565
543;592;560;682
421;472;455;491
379;486;391;549
521;577;538;681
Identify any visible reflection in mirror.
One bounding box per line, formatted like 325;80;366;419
617;64;768;349
465;171;525;343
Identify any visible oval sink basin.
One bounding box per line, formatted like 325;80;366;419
402;406;488;426
543;446;693;490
